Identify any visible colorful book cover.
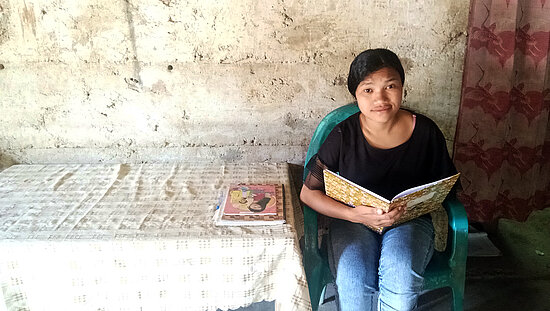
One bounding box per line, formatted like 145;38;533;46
214;184;285;226
222;184;278;215
323;169;460;233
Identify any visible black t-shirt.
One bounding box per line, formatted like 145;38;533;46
306;111;458;201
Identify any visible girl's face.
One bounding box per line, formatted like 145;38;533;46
354;67;403;125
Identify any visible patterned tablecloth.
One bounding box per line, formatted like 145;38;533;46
0;163;311;311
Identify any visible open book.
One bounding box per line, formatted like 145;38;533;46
323;169;460;233
214;184;285;226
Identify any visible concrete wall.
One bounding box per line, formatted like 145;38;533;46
0;0;468;169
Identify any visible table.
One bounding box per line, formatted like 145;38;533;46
0;163;311;311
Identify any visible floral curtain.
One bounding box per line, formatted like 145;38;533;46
453;0;550;223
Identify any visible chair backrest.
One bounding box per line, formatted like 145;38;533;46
303;103;360;182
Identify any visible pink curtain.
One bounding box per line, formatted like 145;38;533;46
453;0;550;223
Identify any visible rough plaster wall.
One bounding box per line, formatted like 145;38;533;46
0;0;468;169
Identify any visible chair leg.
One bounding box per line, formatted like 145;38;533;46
308;284;321;311
450;284;464;311
309;279;331;311
306;267;324;311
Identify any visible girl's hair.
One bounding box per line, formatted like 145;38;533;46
347;48;405;97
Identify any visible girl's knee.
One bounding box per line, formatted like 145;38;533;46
377;273;423;311
378;292;418;311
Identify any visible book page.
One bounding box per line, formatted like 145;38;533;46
389;173;460;221
392;173;460;200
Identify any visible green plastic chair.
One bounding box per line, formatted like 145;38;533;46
302;103;468;311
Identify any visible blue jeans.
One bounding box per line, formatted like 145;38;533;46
328;216;435;311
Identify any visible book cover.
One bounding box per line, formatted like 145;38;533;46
323;169;460;233
214;184;285;226
222;184;278;215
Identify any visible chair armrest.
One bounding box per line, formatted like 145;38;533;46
442;196;469;268
302;204;333;307
303;205;321;261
